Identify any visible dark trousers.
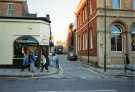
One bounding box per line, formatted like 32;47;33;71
21;65;30;71
41;64;48;71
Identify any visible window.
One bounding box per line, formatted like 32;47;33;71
111;25;122;51
84;6;87;20
82;9;85;23
112;0;121;9
133;0;135;10
90;31;93;48
7;3;14;16
85;32;88;49
89;0;92;15
131;25;135;51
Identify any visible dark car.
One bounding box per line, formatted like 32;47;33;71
54;45;63;54
67;51;77;61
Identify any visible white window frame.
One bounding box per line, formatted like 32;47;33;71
7;3;14;16
90;31;93;49
85;32;88;50
111;25;122;52
133;0;135;10
90;0;92;15
112;0;121;9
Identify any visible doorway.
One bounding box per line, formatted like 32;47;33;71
13;36;39;66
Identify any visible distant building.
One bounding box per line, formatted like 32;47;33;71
75;0;135;66
66;23;77;54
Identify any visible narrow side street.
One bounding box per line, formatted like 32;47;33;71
58;55;108;79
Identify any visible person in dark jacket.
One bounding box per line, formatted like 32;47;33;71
21;48;29;71
52;52;59;72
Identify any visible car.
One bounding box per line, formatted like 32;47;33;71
67;52;77;61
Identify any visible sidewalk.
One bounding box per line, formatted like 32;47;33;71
81;62;135;79
0;66;58;78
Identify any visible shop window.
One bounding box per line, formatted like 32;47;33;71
111;25;122;51
112;0;121;9
131;25;135;51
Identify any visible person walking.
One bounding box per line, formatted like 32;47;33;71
52;52;59;72
21;48;29;71
40;52;47;72
29;49;37;73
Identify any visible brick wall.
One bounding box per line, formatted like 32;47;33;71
0;0;28;16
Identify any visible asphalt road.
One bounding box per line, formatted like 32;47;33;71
0;55;134;92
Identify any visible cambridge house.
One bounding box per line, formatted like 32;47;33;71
75;0;135;66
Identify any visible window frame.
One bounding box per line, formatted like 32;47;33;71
7;3;14;16
133;0;135;10
112;0;121;9
131;24;135;51
111;25;122;52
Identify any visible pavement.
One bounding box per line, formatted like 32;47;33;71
0;66;59;78
81;62;135;79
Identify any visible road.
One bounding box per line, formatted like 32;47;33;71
0;55;134;92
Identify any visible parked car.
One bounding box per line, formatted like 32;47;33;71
54;45;64;54
67;51;77;61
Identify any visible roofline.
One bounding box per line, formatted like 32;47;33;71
0;16;51;23
74;0;86;15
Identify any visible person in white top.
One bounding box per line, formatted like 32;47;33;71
40;52;48;72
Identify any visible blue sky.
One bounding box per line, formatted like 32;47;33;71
27;0;80;42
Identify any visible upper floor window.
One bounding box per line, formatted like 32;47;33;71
131;25;135;51
112;0;121;9
7;3;14;16
89;0;92;15
133;0;135;10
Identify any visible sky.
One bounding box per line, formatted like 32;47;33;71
27;0;80;43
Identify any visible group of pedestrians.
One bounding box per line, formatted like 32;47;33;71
21;47;59;73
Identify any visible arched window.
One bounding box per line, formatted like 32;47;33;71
131;25;135;51
111;25;122;51
112;0;121;9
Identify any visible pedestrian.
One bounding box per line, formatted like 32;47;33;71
21;48;30;71
45;54;50;71
29;50;37;73
52;52;59;72
40;52;47;72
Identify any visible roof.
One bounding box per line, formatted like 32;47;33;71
74;0;86;15
0;16;51;23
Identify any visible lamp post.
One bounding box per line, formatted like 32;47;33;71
86;0;90;64
104;0;107;72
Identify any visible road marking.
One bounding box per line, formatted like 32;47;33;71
38;89;118;92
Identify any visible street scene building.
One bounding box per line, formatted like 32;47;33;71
75;0;135;66
0;1;134;92
0;0;51;66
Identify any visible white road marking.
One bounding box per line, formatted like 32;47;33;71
38;89;118;92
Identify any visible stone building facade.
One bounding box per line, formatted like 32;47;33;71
75;0;135;66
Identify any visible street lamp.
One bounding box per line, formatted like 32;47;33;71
104;0;107;72
86;0;90;64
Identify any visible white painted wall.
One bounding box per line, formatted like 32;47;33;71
0;19;50;64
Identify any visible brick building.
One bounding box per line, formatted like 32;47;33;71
66;23;77;54
0;0;36;17
75;0;135;66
